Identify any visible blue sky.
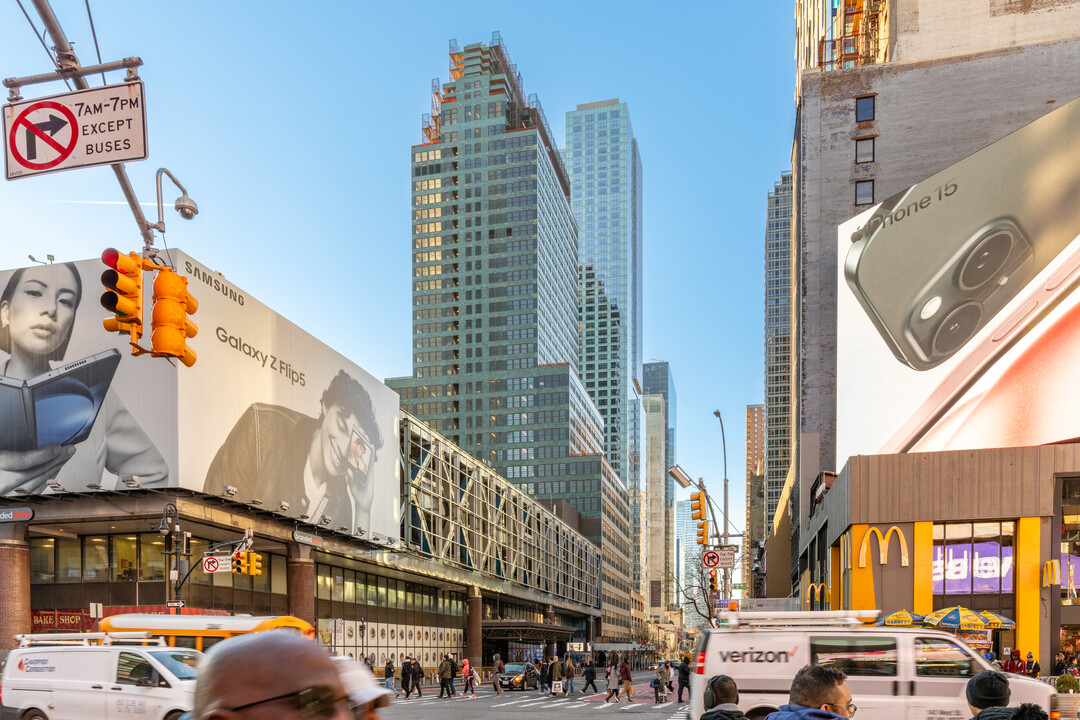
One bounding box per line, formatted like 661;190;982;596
0;2;796;555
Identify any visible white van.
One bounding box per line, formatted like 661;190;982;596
689;611;1058;720
0;633;201;720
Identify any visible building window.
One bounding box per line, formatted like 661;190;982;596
855;137;875;164
856;95;875;122
855;180;874;206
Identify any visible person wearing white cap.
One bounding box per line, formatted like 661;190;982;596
336;657;395;718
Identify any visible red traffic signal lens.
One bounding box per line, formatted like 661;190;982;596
709;569;717;578
102;247;120;269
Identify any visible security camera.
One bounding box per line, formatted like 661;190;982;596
175;195;198;220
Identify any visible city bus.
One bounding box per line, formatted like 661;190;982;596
97;614;315;652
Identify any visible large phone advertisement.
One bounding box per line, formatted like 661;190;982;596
0;251;401;544
837;94;1080;463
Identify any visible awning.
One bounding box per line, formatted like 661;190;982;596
481;619;578;641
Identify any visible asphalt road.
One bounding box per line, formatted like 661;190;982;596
380;671;691;720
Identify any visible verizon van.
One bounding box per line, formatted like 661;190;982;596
0;633;201;720
689;611;1057;720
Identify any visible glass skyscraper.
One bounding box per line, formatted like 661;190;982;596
390;34;632;642
764;171;793;533
565;100;644;500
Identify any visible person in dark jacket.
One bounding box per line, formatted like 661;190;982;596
410;658;424;698
1053;653;1066;677
492;653;505;697
438;654;454;698
384;658;399;699
583;662;599;694
763;664;854;720
966;669;1048;720
677;658;692;702
1024;653;1041;678
701;675;748;720
401;656;413;698
539;658;551;694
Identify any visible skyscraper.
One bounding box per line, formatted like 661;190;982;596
565;99;644;519
745;403;766;591
764;171;792;534
644;393;670;618
390;34;632;641
642;361;677;598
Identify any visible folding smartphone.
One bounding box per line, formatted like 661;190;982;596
845;94;1080;371
0;349;121;452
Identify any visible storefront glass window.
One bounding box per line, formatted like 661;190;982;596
30;538;55;583
377;576;387;607
332;567;344;602
57;537;81;583
139;534;166;581
84;536;109;580
1063;478;1080;603
344;570;354;603
317;564;332;600
271;555;287;595
253;556;271;593
189;538;211;585
387;580;396;608
111;536;138;582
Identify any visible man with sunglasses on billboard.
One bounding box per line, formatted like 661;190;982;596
205;369;383;533
192;631;391;720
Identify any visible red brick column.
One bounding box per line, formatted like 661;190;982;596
0;529;31;654
287;556;315;625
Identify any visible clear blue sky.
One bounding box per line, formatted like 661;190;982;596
0;1;796;549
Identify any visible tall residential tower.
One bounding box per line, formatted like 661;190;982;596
390;34;632;642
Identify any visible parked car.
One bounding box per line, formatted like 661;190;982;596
500;662;539;690
1;635;201;720
689;610;1057;720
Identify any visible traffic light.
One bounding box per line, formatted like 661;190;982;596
232;550;249;575
100;249;144;342
690;491;706;521
696;519;709;546
151;269;198;367
247;551;263;576
709;569;718;593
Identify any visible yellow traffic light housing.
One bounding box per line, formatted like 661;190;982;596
690;491;706;521
100;249;144;344
709;569;718;593
151;269;199;367
696;519;709;546
232;550;249;575
248;551;263;577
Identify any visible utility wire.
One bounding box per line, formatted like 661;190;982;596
84;0;106;85
15;0;72;91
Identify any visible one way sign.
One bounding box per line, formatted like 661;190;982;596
4;82;147;180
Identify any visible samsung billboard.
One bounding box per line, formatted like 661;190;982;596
837;94;1080;463
0;250;400;544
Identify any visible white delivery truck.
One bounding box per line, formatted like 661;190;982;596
0;632;201;720
689;611;1058;720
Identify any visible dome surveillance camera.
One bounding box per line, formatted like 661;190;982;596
175;195;198;220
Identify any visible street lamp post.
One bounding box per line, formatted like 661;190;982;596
159;502;190;615
712;410;730;601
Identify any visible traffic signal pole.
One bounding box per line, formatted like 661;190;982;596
27;0;155;251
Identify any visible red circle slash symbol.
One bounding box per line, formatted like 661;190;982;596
202;556;220;573
703;551;720;568
9;101;79;170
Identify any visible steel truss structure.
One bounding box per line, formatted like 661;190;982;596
401;414;601;610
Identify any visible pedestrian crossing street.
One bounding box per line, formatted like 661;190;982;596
383;690;690;717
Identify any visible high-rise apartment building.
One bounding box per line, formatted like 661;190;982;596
390;34;632;641
764;171;792;535
642;361;676;597
788;0;1080;593
643;393;671;618
745;403;766;591
565;98;644;522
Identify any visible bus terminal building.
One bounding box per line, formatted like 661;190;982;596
0;252;603;664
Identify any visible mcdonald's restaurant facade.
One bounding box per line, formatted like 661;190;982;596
795;442;1080;667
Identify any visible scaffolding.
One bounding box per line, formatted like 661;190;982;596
818;0;889;71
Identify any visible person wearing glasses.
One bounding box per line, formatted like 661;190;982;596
192;630;390;720
204;369;383;531
765;665;856;720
